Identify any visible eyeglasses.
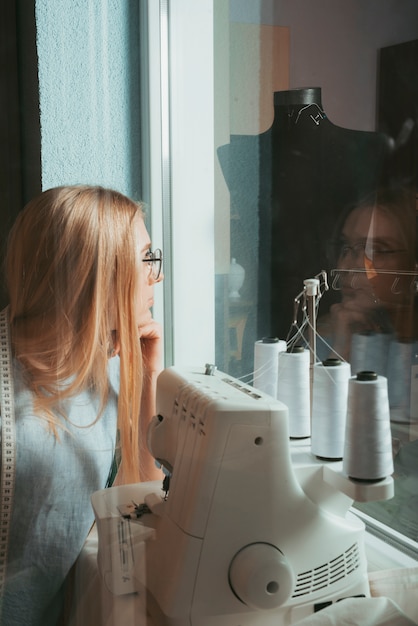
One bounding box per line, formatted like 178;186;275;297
142;248;163;280
329;239;408;269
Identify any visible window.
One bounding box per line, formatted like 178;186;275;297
159;0;418;554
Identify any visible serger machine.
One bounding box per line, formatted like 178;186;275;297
92;365;394;625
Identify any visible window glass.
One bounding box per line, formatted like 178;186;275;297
214;0;418;546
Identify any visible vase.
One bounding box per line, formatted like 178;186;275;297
229;258;245;299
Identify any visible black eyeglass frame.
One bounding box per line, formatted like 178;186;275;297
142;248;163;280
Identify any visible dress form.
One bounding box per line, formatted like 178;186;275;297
219;88;391;343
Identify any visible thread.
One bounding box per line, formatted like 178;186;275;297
253;338;286;398
387;339;413;423
343;371;394;482
350;331;392;377
311;358;351;460
277;346;310;438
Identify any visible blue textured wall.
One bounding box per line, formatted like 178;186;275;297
36;0;142;199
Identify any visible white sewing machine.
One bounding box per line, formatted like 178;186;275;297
91;365;394;625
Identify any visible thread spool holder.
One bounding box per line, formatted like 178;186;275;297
303;278;320;368
303;277;320;409
291;440;394;506
296;275;394;501
322;463;394;502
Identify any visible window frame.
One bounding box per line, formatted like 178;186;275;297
145;0;418;562
143;0;216;368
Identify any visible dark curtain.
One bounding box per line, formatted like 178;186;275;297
0;0;41;308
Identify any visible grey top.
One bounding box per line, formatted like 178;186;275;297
1;356;119;625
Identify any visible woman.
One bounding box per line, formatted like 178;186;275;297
0;185;163;624
320;188;418;542
319;187;417;362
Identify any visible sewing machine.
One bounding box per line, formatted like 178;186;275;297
92;365;394;625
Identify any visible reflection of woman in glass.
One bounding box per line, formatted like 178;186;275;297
319;187;416;363
318;188;418;541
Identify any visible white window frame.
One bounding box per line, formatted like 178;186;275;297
144;0;215;368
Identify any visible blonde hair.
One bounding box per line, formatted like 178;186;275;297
6;185;145;483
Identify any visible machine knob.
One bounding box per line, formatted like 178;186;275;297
229;543;294;610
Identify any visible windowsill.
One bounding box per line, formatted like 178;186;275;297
351;509;418;570
365;529;418;571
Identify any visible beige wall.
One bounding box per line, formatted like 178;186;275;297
229;23;289;135
215;19;290;273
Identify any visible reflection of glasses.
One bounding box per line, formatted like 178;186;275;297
330;239;408;268
330;268;417;294
142;248;163;280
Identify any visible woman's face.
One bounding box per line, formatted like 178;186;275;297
337;204;412;307
134;215;163;327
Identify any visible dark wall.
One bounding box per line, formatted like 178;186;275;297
378;39;418;191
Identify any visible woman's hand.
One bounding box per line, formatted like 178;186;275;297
328;294;390;360
138;315;163;482
139;316;163;376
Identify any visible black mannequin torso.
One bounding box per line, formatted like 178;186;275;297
219;88;391;345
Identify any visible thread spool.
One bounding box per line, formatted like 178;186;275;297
311;358;351;460
350;331;391;377
253;338;286;398
387;339;413;423
277;346;310;438
343;371;393;482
